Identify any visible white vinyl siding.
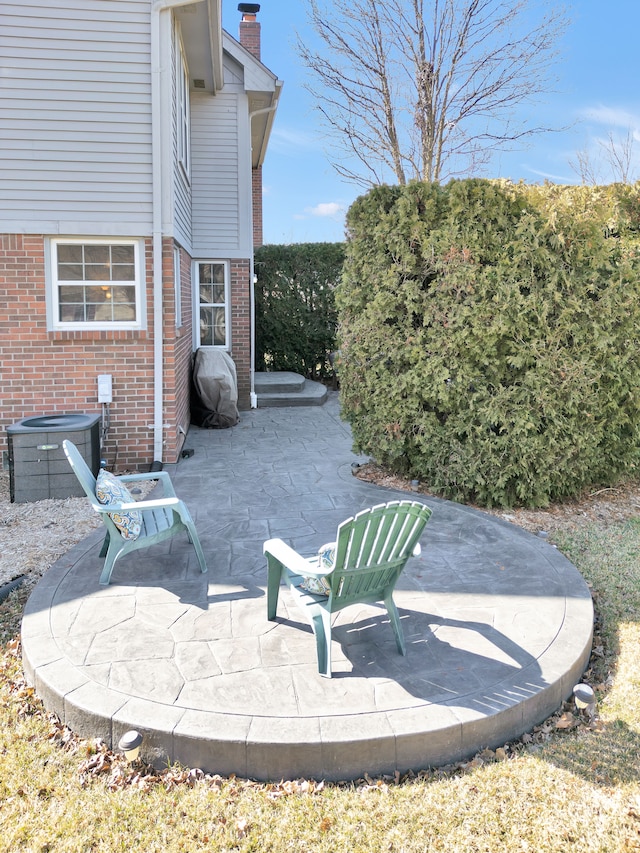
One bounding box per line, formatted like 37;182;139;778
0;1;152;234
172;18;192;250
191;92;247;256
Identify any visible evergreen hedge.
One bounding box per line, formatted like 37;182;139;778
254;243;345;379
337;179;640;507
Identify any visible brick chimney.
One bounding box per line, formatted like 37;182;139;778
238;3;261;61
238;4;263;246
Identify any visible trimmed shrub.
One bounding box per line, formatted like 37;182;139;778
337;179;640;507
254;243;345;379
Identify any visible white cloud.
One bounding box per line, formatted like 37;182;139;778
270;127;319;152
581;105;640;131
523;166;575;183
305;201;345;218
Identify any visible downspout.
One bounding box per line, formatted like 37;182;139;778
150;0;203;462
151;4;165;464
248;103;279;409
151;2;165;466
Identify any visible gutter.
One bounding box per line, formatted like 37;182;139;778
247;100;281;408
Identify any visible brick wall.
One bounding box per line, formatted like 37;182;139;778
0;234;200;472
0;234;252;472
230;259;252;409
239;17;261;61
252;165;263;248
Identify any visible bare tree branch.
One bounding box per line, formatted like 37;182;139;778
298;0;569;185
570;129;639;185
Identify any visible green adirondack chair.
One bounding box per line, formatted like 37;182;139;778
264;499;433;677
63;439;207;585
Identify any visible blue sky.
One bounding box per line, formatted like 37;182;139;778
222;1;640;245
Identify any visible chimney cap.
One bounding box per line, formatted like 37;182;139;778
238;3;260;14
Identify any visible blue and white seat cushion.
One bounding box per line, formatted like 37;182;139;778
299;542;336;596
95;469;142;541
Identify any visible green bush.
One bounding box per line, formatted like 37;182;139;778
254;243;345;379
337;179;640;507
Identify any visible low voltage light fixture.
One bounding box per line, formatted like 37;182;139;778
573;683;596;715
118;730;143;762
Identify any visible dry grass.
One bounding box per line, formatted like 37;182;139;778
1;474;640;851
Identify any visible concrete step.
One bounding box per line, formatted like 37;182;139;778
254;371;305;394
254;372;328;407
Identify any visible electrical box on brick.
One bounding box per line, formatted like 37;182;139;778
97;374;113;403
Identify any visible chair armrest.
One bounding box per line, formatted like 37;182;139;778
118;470;176;497
91;496;180;514
263;538;329;578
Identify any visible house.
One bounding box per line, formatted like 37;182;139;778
0;0;282;470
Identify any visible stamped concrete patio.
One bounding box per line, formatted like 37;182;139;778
21;391;593;781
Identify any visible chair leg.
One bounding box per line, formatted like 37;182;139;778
99;544;120;586
99;532;110;558
385;595;406;656
266;557;283;621
312;608;333;678
186;522;208;573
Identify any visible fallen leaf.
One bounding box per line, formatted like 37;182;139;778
555;712;578;730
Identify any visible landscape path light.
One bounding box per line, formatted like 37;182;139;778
573;683;596;716
118;730;143;762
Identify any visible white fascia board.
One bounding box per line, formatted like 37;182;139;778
221;31;279;95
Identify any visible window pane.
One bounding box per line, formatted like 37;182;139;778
199;284;213;304
85;264;111;281
57;245;83;263
212;283;225;304
84;245;111;264
112;286;135;304
113;303;136;321
58;285;84;303
111;245;135;264
200;307;213;346
85;285;111;303
212;307;226;345
112;263;135;281
212;264;225;283
59;302;86;322
58;264;84;281
199;264;213;284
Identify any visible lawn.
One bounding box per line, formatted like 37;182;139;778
1;519;639;852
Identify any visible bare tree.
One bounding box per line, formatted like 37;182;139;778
298;0;568;186
570;130;639;185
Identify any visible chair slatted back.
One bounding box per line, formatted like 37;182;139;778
63;439;99;502
328;500;432;606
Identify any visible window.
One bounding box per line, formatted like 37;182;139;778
196;261;228;347
175;28;190;178
49;239;145;330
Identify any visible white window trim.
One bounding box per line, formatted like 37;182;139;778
194;260;230;350
47;237;146;332
175;24;191;182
